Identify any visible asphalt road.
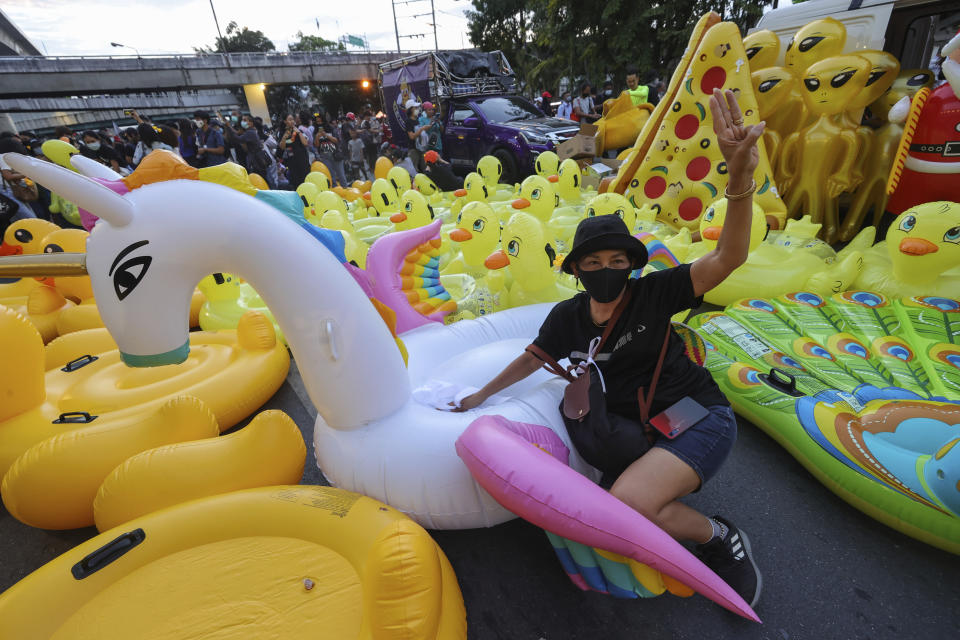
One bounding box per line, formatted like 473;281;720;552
2;363;959;640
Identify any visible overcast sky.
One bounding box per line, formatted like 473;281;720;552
6;0;474;56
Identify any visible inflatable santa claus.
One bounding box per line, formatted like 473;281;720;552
886;29;960;214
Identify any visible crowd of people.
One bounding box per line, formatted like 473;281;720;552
535;69;666;122
0;106;409;232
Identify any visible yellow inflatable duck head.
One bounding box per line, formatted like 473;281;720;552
296;182;320;209
310;161;332;181
368;178;400;216
800;55;871;117
534;151;559;179
414;173;440;197
886;202;960;284
197;272;240;304
0;219;60;256
305;171;331;191
453;172;490;203
451;201;501;267
752;67;798;117
374;156;393;180
477;156;503;188
391;190;436;230
387;166;413;198
870;68;935;120
512;175;559;224
555;159;584;202
585;193;636;231
743;29;781;71
485;211;558;292
848;50;900;111
785;17;847;73
41;228;92;301
699;199;767;252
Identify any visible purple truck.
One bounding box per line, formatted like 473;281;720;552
378;51;579;184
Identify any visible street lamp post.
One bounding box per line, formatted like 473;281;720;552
110;42;141;58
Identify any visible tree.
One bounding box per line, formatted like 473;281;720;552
195;21;275;53
288;32;344;52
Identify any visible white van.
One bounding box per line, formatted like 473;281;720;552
753;0;959;72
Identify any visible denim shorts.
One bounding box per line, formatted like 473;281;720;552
653;404;737;490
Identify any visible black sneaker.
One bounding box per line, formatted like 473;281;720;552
695;515;762;609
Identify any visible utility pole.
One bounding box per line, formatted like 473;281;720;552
209;0;224;50
391;0;401;54
430;0;438;52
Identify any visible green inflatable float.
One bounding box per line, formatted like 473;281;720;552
687;291;960;553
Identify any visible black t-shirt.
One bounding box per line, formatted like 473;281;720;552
531;263;728;418
404;117;418;146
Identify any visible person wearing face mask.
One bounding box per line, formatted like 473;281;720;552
79;130;122;173
455;89;765;611
192;110;226;167
556;91;574;119
177;119;200;167
573;82;600;123
404;100;429;172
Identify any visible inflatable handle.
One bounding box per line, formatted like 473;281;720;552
761;368;802;397
70;528;145;579
60;354;99;373
52;411;99;424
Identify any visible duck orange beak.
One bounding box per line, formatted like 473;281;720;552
390;212;407;223
548;175;559;183
484;250;510;269
702;226;722;241
899;237;939;255
454;188;467;197
0;241;22;256
362;192;371;201
512;198;531;209
34;276;55;287
449;228;472;242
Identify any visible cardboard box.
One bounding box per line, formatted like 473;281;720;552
580;158;621;191
557;122;598;161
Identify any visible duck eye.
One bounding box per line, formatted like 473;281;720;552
405;201;412;211
531;188;541;199
944;226;960;244
798;36;825;52
14;228;32;243
43;243;64;253
473;219;485;231
573;175;579;187
587;208;596;217
507;239;519;256
830;70;856;88
380;193;389;206
457;213;462;224
899;215;916;232
614;209;624;218
803;77;820;92
758;79;780;93
705;208;715;221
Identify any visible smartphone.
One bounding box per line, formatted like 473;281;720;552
649;397;709;439
123;109;134;116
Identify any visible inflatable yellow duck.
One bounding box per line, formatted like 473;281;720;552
476;155;516;200
485;212;576;307
848;201;960;299
304;190;348;225
698;207;865;306
0;219;60;302
318;209;369;268
585;192;638;231
387;165;413;198
305;171;331;191
510;175;560;225
414;173;446;206
444;201;508;290
355;178;399;243
391;190;436;231
554;158;586;207
197;273;285;344
451;172;492;218
534;151;560;179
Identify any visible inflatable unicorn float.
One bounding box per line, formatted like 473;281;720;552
0;152;759;621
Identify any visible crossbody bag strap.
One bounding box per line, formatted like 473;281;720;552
525;344;576;382
637;322;673;426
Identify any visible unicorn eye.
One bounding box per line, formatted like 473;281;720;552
830;70;856;88
944;226;960;244
507;239;519;256
473;219;485;232
109;240;152;302
899;215;916;233
704;208;715;221
531;188;542;199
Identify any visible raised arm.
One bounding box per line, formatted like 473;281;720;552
450;351;544;412
690;88;765;297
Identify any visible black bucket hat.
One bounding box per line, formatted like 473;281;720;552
560;214;648;274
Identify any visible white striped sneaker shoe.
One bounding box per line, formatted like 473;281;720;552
694;515;762;609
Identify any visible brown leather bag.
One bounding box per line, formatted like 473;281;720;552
526;287;633;420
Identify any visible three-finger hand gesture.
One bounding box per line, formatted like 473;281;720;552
709;88;765;189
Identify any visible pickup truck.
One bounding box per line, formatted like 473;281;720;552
379;51;579;184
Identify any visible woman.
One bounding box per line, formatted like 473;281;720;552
176;119;200;167
223;114;275;188
454;89;764;609
314;114;347;187
278;113;310;189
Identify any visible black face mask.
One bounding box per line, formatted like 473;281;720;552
578;267;630;303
